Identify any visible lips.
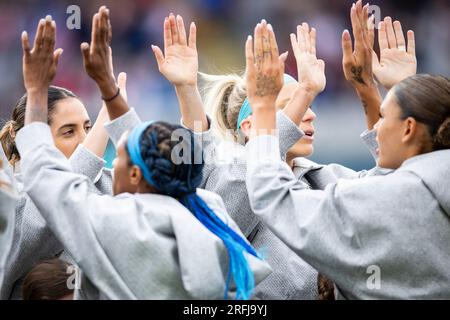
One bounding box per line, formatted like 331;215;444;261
302;128;315;141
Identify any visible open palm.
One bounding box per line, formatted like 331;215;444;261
291;23;326;95
152;14;198;87
372;18;416;90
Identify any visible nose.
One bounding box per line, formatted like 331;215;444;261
301;107;316;123
78;130;88;145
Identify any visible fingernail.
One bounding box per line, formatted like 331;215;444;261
268;24;273;31
262;19;267;25
46;15;52;20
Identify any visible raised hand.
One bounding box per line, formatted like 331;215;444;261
22;15;63;124
81;6;116;97
81;6;129;120
151;13;207;131
22;16;63;93
290;23;325;96
152;14;198;87
342;0;382;129
342;1;374;90
246;20;287;136
371;17;416;90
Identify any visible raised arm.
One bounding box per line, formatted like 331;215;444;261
81;6;129;121
371;17;417;90
81;72;128;158
152;14;208;132
342;1;382;130
282;23;326;125
245;21;285;137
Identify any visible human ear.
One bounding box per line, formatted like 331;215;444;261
401;117;417;144
240;117;253;137
129;165;143;186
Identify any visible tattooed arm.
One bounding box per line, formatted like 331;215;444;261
22;16;63;125
245;20;286;137
342;1;381;130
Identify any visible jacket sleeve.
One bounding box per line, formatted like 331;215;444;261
245;134;425;298
104;108;142;148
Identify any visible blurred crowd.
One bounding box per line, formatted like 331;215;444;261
0;0;449;169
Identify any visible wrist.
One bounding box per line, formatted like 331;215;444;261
97;78;118;99
174;83;198;92
296;84;320;101
355;82;380;99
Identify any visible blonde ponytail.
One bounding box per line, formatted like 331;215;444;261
199;72;247;143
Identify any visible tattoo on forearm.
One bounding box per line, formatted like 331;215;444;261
351;66;365;85
255;74;279;97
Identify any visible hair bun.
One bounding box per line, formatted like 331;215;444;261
433;117;450;151
140;122;204;198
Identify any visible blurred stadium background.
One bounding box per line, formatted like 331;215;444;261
1;0;449;170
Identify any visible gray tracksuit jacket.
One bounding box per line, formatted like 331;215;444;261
0;147;17;289
14;122;271;299
246;134;450;299
183;113;321;300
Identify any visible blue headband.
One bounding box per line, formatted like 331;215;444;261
236;74;297;129
126;121;155;186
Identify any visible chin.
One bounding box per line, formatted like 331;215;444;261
289;144;314;159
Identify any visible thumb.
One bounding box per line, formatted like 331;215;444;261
151;45;165;70
117;72;128;102
279;51;289;63
80;42;90;64
371;50;381;70
53;48;64;67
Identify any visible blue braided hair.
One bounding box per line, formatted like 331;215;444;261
126;121;260;299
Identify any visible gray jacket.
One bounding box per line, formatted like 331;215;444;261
0;134;113;300
185;113;320;299
246;134;450;299
15;122;271;299
0;147;17;288
293;129;392;189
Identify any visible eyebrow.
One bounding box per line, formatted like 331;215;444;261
58;120;91;131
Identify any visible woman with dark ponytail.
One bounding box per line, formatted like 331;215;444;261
14;7;270;299
0;13;127;299
244;17;450;299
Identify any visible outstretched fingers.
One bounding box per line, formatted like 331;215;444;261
245;35;255;77
188;21;197;50
407;30;415;56
176;15;187;46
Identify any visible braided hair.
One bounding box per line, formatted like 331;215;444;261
127;121;260;299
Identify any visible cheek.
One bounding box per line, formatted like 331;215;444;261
53;136;79;158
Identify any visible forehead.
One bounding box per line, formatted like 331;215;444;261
380;90;397;113
50;97;89;124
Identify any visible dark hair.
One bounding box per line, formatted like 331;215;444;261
138;121;203;197
394;74;450;151
0;86;78;166
132;122;259;299
22;259;74;300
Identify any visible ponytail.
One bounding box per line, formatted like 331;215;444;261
126;121;260;299
200;72;247;143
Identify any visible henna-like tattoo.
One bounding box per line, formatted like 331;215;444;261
351;66;365;85
255;74;279;97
